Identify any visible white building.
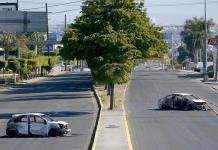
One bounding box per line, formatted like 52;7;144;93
0;2;18;11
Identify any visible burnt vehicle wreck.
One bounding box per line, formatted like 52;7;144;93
6;113;71;137
158;93;207;110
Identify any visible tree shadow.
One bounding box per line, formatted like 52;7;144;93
0;93;91;103
0;111;92;120
1;72;93;95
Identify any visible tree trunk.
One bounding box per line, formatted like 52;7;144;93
104;84;107;90
109;84;115;110
194;48;198;67
41;66;43;77
5;50;9;60
107;84;110;96
198;48;202;62
76;59;79;68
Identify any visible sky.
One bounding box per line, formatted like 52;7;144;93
2;0;218;29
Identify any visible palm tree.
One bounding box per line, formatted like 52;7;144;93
181;17;214;66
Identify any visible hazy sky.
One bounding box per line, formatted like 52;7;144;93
3;0;218;28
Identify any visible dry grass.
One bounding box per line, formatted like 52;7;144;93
95;84;127;110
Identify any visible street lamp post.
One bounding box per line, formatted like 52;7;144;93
203;0;208;81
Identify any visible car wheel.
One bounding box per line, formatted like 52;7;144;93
6;129;18;137
48;128;61;137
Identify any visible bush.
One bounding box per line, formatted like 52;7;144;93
0;60;6;70
27;59;38;70
8;60;20;73
16;58;28;79
175;64;182;70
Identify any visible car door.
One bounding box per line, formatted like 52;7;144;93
173;95;183;110
30;115;47;136
14;115;29;135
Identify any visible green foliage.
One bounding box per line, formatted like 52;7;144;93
8;60;20;73
174;64;182;70
207;51;213;62
27;59;38;70
0;60;6;70
181;17;215;63
62;0;167;85
35;56;58;67
177;46;192;65
16;58;28;78
20;49;37;59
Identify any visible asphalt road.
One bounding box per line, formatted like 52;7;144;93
125;68;218;150
0;72;98;150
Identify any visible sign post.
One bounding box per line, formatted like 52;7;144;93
208;38;218;82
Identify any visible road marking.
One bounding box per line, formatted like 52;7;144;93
123;83;134;150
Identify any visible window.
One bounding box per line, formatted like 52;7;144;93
35;116;46;124
14;115;28;123
30;116;35;123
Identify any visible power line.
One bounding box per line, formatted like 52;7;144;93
21;0;82;11
146;0;218;7
49;8;81;15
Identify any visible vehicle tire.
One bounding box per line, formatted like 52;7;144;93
48;128;61;137
6;129;18;137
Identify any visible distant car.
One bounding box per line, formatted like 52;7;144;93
6;113;71;137
207;65;214;78
158;93;207;110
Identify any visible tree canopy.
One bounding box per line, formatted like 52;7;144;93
181;17;214;64
61;0;167;109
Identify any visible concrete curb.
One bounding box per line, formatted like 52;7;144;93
122;104;133;150
89;85;102;150
122;83;133;150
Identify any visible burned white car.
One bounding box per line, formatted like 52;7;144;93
6;113;71;137
158;93;207;110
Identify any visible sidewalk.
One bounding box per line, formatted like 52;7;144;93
93;110;130;150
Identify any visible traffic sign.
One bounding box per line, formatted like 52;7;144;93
208;38;218;45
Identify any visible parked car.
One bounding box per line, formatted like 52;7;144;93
207;65;214;78
158;93;207;110
6;113;71;137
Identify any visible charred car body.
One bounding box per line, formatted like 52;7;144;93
6;113;71;137
158;93;207;110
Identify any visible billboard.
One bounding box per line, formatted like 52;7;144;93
0;11;47;32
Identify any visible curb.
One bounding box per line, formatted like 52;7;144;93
89;85;102;150
122;83;133;150
122;104;133;150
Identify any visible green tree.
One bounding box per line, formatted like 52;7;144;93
0;33;17;60
177;45;192;65
62;0;167;109
8;60;20;74
181;17;214;66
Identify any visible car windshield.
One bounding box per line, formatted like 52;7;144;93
41;115;54;121
185;95;200;100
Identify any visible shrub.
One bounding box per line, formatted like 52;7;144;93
8;60;20;73
0;60;6;70
16;58;28;79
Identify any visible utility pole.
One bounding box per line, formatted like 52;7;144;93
203;0;208;81
16;0;19;10
171;32;174;70
65;14;67;28
64;14;67;71
46;3;50;56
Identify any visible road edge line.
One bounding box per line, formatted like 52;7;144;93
207;103;218;115
122;83;133;150
88;85;103;150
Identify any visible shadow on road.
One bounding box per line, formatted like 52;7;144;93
0;111;92;120
1;72;93;95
